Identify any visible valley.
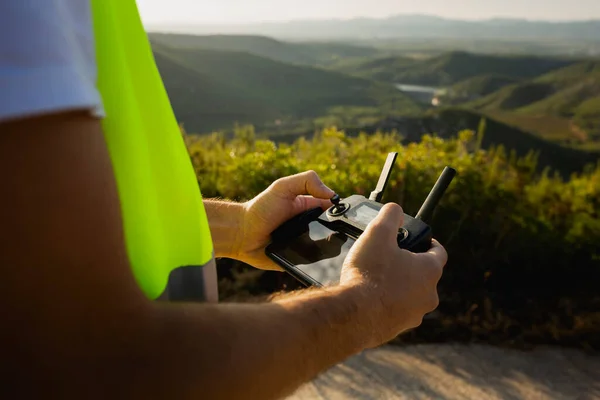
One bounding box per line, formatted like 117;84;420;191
148;31;600;175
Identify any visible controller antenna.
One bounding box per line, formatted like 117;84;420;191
369;152;398;203
415;166;457;222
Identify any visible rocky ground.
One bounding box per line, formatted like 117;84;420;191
287;344;599;400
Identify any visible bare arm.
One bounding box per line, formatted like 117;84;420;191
203;199;245;259
0;111;372;399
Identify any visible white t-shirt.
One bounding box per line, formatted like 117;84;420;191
0;0;104;123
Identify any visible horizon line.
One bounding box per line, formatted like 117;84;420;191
143;13;600;27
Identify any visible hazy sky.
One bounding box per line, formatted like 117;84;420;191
137;0;600;24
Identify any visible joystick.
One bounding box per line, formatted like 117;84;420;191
328;194;349;216
330;194;341;209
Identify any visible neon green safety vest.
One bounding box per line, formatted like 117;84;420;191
91;0;215;300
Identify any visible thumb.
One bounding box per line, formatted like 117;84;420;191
359;203;405;247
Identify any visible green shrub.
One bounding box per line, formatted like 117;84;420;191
186;125;600;350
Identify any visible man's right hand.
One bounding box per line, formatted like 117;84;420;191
340;202;448;348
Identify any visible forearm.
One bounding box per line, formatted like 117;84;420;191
203;198;245;259
1;112;383;400
128;286;370;399
15;282;372;400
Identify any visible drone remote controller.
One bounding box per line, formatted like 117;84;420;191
266;153;456;286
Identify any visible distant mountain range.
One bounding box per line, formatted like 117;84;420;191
147;15;600;42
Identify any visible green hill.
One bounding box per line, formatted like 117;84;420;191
328;55;418;82
332;51;578;86
535;60;600;86
152;49;277;131
149;33;384;67
472;61;600;111
520;62;600;116
439;75;521;104
469;82;556;110
469;61;600;142
151;42;420;133
574;97;600;138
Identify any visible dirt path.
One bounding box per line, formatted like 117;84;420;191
287;344;599;400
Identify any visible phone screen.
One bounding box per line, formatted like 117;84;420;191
270;220;356;286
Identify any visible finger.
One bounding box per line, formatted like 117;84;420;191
361;203;405;247
417;239;448;271
274;170;335;199
428;239;448;268
293;195;333;215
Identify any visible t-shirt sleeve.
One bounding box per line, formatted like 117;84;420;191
0;1;104;123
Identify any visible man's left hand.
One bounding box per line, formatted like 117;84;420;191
236;170;335;271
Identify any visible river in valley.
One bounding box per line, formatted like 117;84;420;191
395;83;446;106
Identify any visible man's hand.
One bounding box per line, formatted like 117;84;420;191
234;170;335;270
340;202;448;348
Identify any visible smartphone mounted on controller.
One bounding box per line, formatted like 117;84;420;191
265;153;456;287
